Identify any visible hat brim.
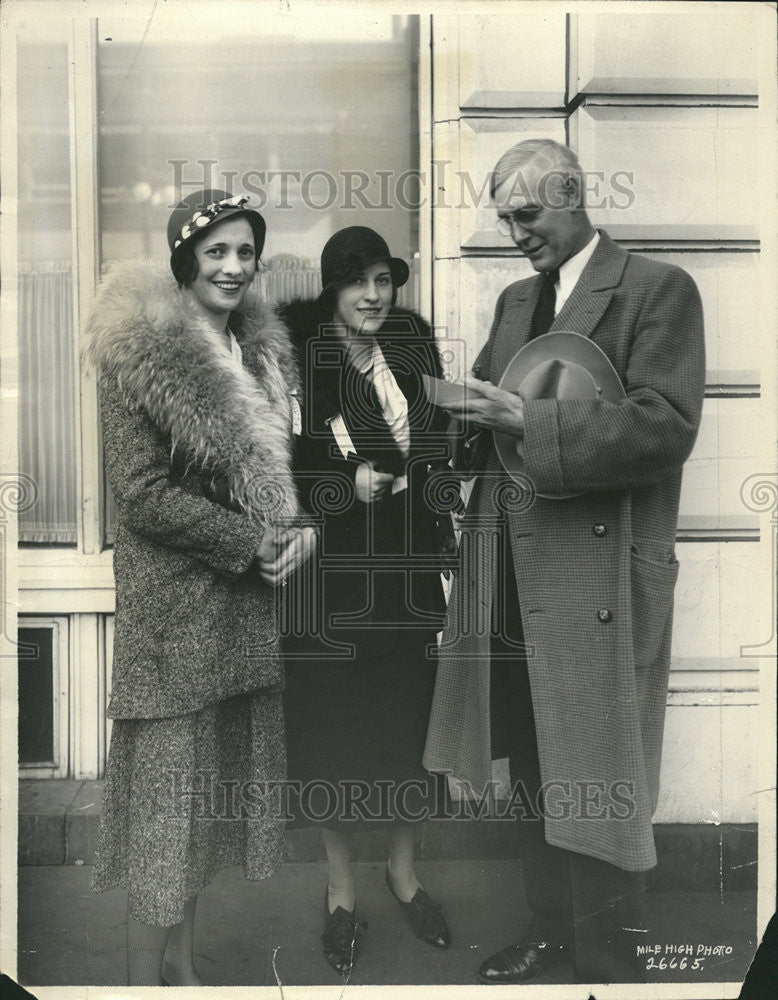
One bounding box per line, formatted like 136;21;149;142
387;257;410;288
321;255;410;295
494;331;626;500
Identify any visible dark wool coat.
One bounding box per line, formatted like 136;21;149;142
278;299;453;657
423;231;706;871
84;259;300;719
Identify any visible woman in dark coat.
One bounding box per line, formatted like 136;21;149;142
85;189;315;986
279;227;455;976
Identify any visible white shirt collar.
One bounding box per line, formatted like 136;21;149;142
555;230;600;315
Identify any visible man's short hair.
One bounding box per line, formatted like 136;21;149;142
490;139;584;201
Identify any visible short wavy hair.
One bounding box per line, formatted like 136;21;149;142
490;139;584;203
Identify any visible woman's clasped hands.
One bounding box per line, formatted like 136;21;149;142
354;460;395;504
257;524;317;586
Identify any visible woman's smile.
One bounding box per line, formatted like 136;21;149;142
212;279;244;295
190;216;257;320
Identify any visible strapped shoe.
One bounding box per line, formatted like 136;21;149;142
477;937;568;984
385;865;451;949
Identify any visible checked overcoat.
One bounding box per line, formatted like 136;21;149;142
423;231;705;871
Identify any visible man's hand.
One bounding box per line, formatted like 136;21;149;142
354;461;395;504
437;374;525;438
257;526;317;586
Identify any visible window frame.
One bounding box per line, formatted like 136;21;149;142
16;17;112;591
17;616;69;779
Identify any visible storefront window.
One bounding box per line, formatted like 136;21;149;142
97;10;421;542
97;12;419;268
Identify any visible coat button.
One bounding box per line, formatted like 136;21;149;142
597;609;612;623
593;523;607;536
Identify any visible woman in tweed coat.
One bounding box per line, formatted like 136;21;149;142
85;190;315;986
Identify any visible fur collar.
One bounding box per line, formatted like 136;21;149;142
279;297;439;419
85;258;299;523
279;297;444;476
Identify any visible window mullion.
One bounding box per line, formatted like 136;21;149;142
69;16;102;556
418;15;433;323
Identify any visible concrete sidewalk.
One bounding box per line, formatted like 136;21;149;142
17;860;756;988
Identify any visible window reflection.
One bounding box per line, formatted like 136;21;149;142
98;14;419;271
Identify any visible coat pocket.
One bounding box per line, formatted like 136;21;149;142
630;550;679;668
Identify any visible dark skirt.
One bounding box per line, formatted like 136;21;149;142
283;630;445;829
92;690;286;925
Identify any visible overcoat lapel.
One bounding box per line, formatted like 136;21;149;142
490;232;629;379
551;230;628;338
491;284;538;380
282;301;442;472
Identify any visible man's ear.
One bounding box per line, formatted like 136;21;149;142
562;171;584;209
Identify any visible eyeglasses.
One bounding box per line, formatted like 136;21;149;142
496;207;543;238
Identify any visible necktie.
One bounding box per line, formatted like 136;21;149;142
529;268;559;339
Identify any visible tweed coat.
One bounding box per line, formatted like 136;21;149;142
84;259;300;719
423;231;705;871
278;299;453;657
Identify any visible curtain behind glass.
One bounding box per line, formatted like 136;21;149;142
17;37;77;544
18;263;77;543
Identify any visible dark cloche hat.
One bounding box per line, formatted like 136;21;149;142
167;189;266;276
320;226;410;294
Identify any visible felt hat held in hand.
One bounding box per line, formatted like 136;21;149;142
495;331;626;499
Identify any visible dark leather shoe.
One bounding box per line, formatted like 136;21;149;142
385;865;451;949
322;891;359;976
477;938;567;984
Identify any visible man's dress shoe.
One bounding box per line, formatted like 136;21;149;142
477;938;568;984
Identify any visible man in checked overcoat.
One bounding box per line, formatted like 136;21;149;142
423;139;705;984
